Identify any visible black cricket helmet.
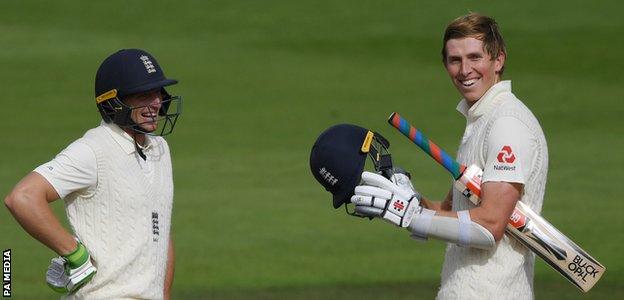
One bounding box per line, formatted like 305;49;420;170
309;124;392;209
95;49;182;136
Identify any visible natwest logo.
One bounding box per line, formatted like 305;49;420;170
496;145;516;163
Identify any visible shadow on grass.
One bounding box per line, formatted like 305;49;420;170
175;280;621;299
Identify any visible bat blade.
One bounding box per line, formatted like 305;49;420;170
388;112;606;292
508;202;605;292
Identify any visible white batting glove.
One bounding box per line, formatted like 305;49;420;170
46;242;97;294
350;171;421;227
389;171;417;194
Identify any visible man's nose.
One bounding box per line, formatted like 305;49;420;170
460;60;471;76
149;94;163;108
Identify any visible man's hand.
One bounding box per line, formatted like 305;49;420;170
388;167;417;193
46;242;97;294
350;171;421;227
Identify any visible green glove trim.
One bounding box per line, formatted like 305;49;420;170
63;243;89;269
47;281;69;294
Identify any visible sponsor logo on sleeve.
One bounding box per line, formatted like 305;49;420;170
494;145;517;171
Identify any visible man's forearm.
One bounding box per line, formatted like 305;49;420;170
421;198;452;211
4;176;77;255
420;189;453;212
164;236;175;299
429;182;521;241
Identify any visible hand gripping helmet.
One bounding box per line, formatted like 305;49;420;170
95;49;182;136
309;124;393;209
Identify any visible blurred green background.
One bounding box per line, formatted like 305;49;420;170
1;0;622;299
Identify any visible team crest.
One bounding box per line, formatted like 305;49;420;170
140;55;157;74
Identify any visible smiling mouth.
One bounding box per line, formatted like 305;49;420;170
141;113;158;119
460;78;479;87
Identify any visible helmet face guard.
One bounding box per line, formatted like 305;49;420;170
366;131;393;177
96;88;183;136
94;49;181;136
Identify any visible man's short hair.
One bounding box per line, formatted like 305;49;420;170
441;13;507;75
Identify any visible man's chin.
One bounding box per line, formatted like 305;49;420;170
138;124;158;133
458;89;484;103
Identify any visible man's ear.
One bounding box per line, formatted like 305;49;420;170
494;51;506;73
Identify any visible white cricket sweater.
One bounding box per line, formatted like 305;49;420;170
437;81;549;299
61;124;174;299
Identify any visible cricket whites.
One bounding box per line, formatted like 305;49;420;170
387;112;605;292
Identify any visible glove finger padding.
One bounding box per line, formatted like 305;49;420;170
350;194;387;209
354;205;384;218
46;257;70;293
353;185;392;209
361;172;416;202
358;171;421;227
354;185;392;199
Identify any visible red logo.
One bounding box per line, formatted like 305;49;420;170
393;200;405;211
496;146;516;163
509;208;526;230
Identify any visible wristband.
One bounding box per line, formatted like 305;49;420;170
409;208;436;241
457;210;471;247
63;243;89;269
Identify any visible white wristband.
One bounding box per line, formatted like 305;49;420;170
409;208;436;241
457;210;471;247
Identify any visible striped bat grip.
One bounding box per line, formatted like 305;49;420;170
387;112;465;179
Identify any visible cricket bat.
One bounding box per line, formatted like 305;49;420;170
387;112;605;292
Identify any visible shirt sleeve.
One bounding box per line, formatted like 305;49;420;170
482;116;536;185
33;140;97;199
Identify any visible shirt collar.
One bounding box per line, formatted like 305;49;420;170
456;80;512;122
101;121;153;155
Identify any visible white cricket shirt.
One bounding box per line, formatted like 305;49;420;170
35;122;157;197
437;81;549;299
35;121;173;299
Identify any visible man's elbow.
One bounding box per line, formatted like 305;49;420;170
5;186;34;213
4;190;20;213
487;222;507;242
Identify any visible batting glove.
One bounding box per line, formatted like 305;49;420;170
46;242;97;294
350;171;421;227
388;167;417;193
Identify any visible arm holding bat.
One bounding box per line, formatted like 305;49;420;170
388;112;606;293
387;111;537;241
419;189;453;213
433;181;522;241
351;171;496;250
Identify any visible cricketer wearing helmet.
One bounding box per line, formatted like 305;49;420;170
4;49;182;299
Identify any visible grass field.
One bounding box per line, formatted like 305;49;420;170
1;1;622;299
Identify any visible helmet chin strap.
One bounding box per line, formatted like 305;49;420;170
131;131;147;161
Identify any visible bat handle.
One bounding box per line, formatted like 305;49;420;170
387;112;464;179
453;164;483;203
